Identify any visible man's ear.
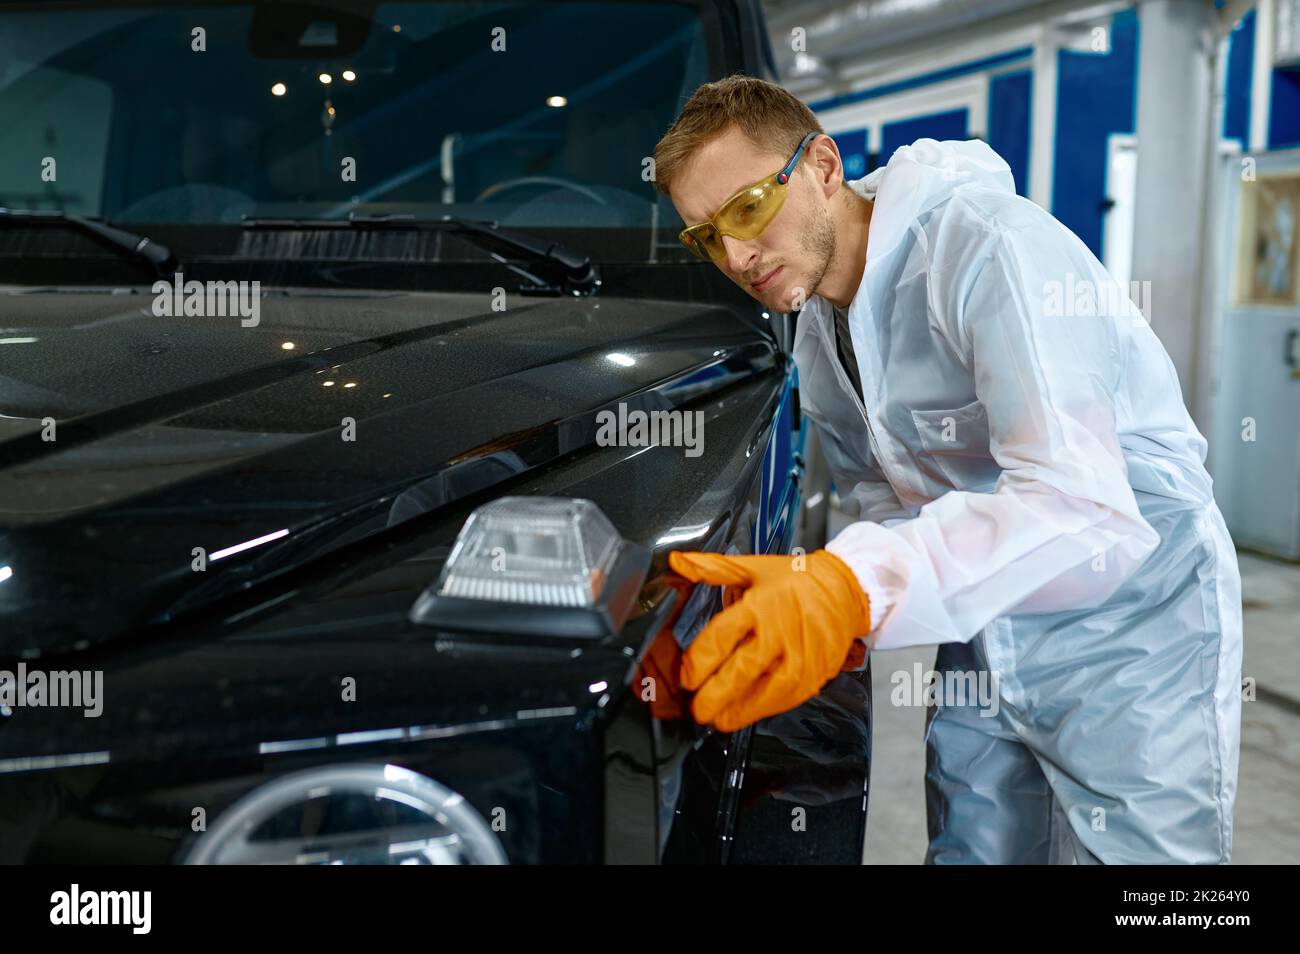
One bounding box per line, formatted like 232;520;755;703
809;134;844;200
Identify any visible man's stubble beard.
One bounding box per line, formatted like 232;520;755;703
798;196;838;305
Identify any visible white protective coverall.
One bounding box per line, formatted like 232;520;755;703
795;138;1242;864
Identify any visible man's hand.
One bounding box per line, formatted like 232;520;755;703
630;577;693;721
667;550;872;732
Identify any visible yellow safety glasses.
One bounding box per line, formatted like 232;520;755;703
678;131;819;264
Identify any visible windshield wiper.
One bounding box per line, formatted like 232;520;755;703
241;212;601;297
0;208;178;277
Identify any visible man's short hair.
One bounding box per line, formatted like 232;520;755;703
651;74;825;200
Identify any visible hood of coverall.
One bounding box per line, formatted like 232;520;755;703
849;137;1019;264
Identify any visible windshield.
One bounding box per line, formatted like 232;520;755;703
0;0;714;239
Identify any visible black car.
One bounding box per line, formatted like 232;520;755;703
0;0;871;864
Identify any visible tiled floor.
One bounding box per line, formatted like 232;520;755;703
861;551;1300;864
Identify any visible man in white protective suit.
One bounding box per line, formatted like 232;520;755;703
651;75;1242;864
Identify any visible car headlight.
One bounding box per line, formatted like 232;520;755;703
184;764;507;865
409;496;649;638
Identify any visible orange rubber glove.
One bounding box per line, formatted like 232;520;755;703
668;549;872;732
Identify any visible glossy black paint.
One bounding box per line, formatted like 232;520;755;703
0;288;870;861
0;287;772;655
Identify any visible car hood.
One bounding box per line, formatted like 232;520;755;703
0;287;774;655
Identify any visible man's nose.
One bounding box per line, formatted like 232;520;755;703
720;235;757;276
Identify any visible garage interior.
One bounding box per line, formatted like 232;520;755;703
768;0;1300;863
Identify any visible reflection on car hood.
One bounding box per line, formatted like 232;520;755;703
0;287;775;655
